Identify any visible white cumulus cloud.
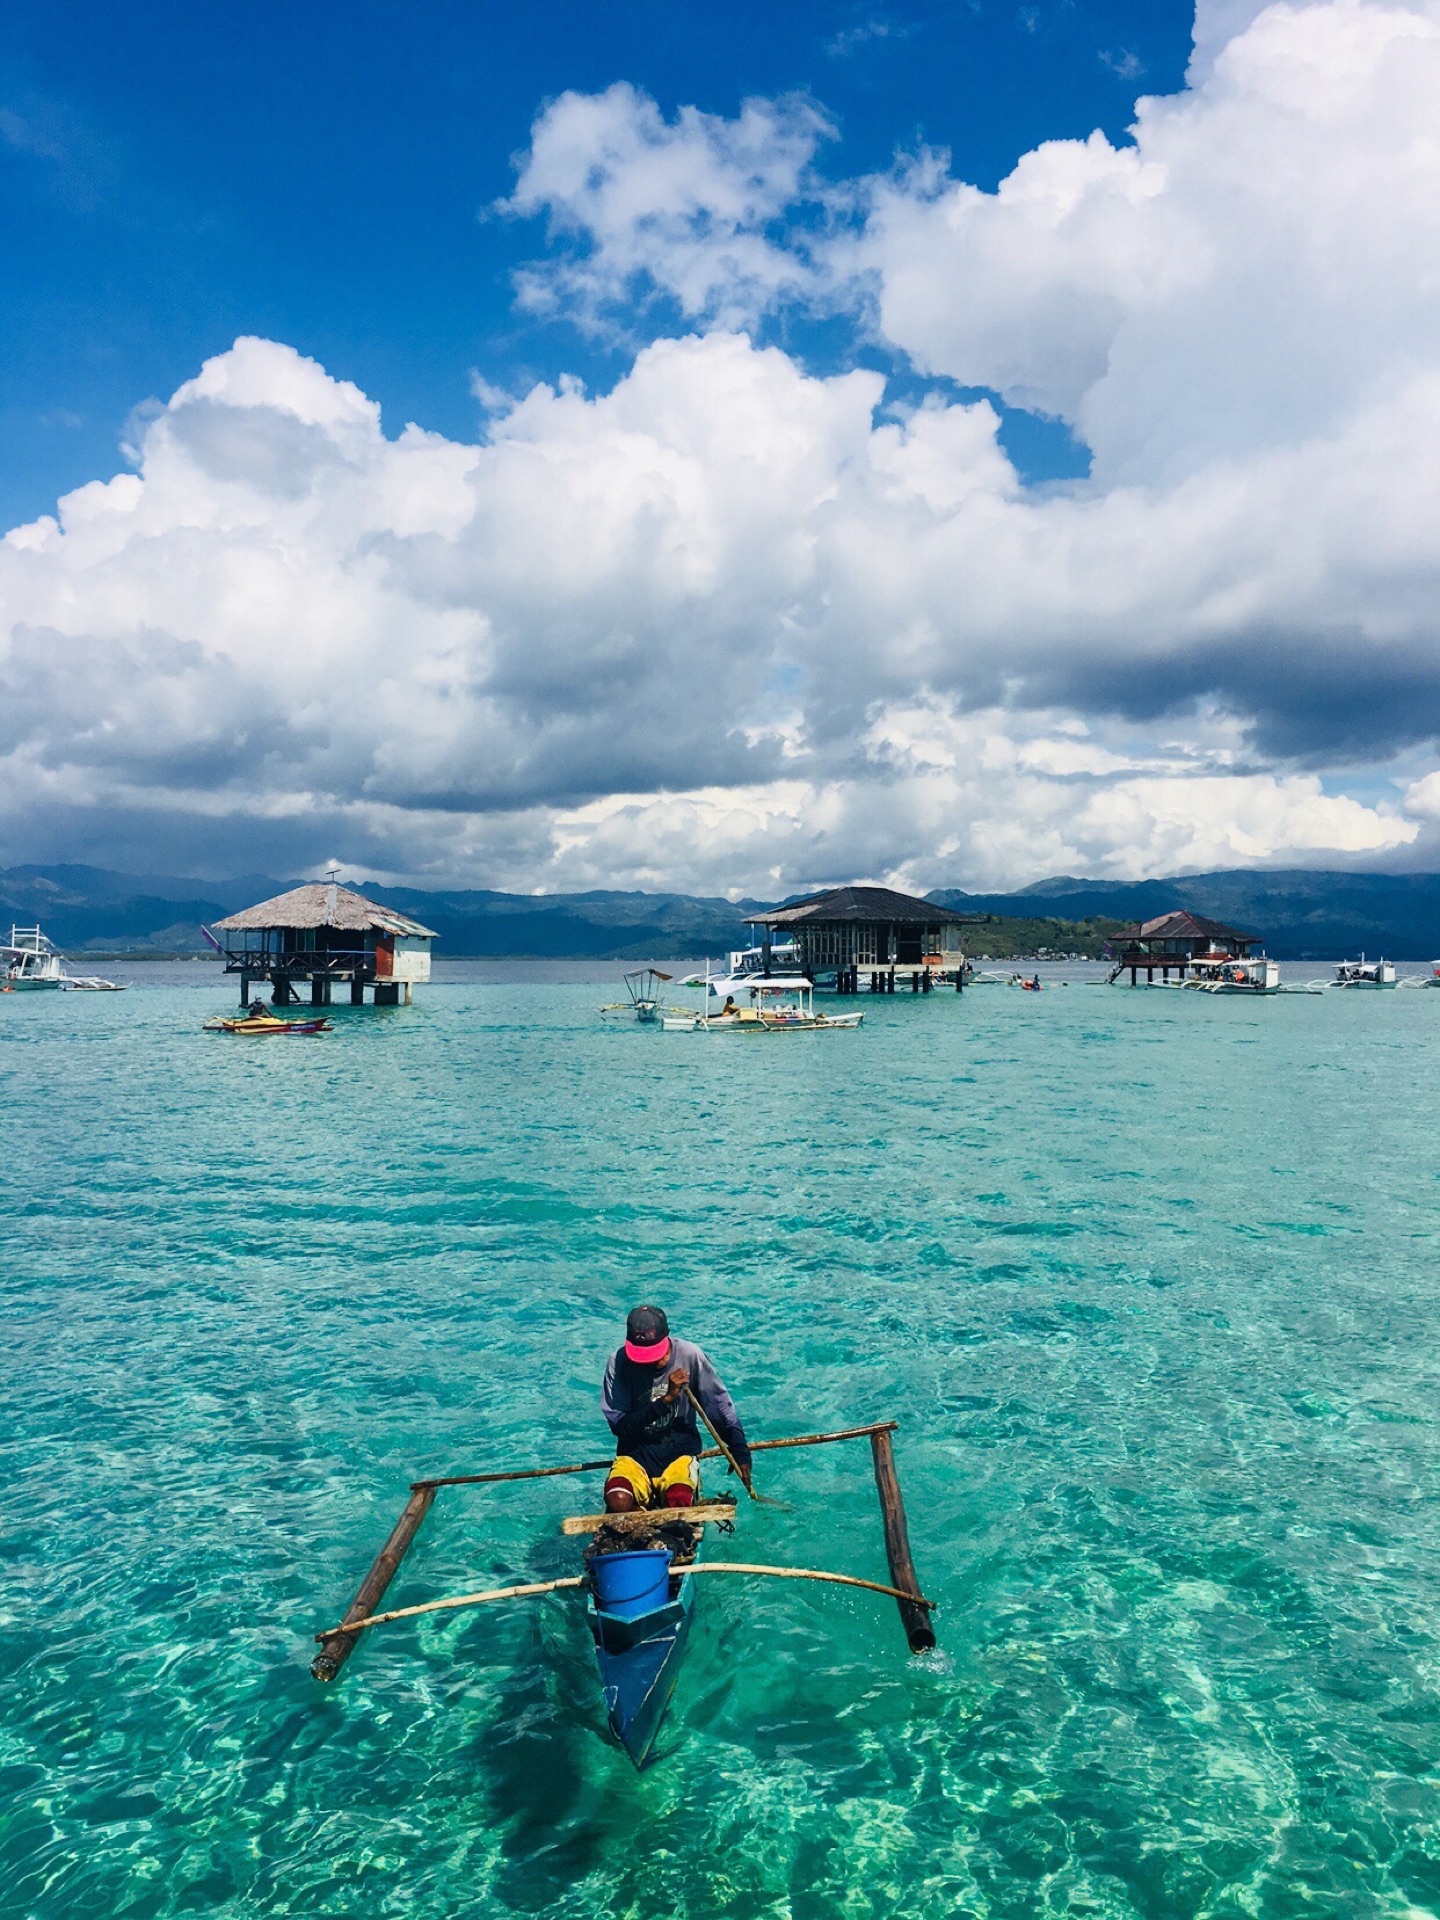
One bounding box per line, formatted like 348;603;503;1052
501;83;834;331
4;1;1440;893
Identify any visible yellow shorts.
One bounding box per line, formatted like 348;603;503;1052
606;1454;700;1505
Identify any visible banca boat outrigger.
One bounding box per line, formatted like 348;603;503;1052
311;1418;935;1768
598;969;678;1023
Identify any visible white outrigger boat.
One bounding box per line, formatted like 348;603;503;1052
2;926;65;990
1183;955;1281;994
663;965;863;1032
1;924;124;992
599;968;676;1023
1332;956;1397;988
686;939;802;1012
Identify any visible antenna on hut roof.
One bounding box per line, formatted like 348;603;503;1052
325;861;341;920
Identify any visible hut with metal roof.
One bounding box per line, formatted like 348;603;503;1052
747;885;975;994
1106;910;1259;986
210;879;436;1007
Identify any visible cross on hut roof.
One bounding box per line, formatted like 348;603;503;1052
749;885;971;927
213;883;436;938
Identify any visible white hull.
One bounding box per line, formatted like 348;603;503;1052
1333;959;1397;988
663;1010;863;1032
3;924;67;989
1185;957;1281;994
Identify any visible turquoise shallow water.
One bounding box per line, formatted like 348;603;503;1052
4;968;1440;1919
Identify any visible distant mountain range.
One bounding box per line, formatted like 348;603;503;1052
3;862;1440;960
930;871;1440;960
0;864;760;960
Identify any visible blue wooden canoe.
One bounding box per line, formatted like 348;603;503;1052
586;1531;700;1767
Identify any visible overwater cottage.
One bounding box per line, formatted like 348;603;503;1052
1107;911;1260;986
211;881;436;1007
748;885;974;994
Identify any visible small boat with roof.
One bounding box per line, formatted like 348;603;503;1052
0;925;123;992
599;968;676;1023
1184;955;1281;994
664;963;863;1031
1333;956;1397;988
2;926;65;990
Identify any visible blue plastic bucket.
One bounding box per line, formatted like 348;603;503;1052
592;1548;672;1618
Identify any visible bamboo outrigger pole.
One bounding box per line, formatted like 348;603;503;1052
409;1423;902;1494
313;1419;929;1680
411;1457;613;1492
736;1421;898;1456
870;1427;936;1654
312;1484;438;1681
316;1562;936;1639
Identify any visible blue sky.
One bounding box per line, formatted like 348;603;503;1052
2;1;1192;531
4;0;1440;892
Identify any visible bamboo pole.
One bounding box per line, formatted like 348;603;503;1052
728;1421;897;1457
311;1483;438;1681
316;1562;936;1639
411;1458;613;1492
409;1422;900;1496
869;1428;936;1654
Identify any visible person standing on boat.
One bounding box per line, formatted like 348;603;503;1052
601;1305;752;1511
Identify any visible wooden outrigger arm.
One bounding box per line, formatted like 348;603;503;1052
408;1422;900;1492
317;1562;937;1640
312;1416;933;1682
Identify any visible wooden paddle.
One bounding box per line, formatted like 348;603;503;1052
682;1384;791;1511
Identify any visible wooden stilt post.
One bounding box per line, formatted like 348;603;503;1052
311;1484;437;1681
350;975;365;1005
869;1428;936;1653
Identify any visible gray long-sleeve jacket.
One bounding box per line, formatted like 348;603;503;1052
601;1337;751;1476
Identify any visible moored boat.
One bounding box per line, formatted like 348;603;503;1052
691;940;802;1010
204;1011;332;1035
2;925;65;990
1185;956;1281;994
666;971;863;1032
599;968;675;1022
1333;956;1397;988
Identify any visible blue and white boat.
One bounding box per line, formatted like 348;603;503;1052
587;1537;700;1766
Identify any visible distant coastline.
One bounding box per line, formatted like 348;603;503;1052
6;863;1440;961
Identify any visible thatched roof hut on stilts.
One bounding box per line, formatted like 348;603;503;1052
748;885;976;995
210;877;436;1008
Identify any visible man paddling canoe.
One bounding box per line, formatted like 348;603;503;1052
601;1305;753;1511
